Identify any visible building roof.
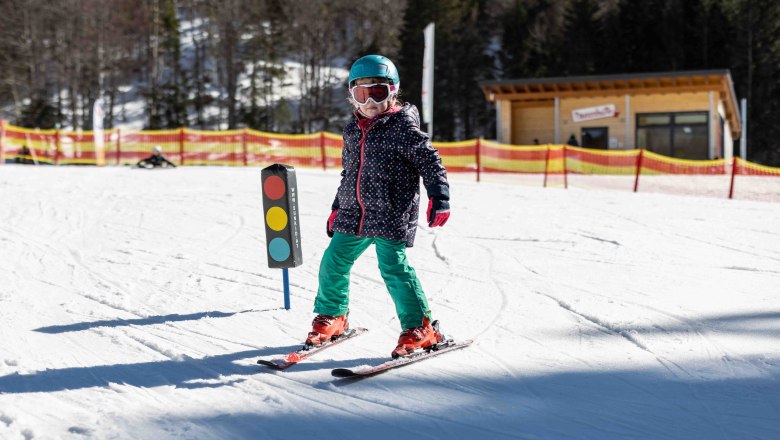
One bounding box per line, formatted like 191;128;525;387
480;70;741;135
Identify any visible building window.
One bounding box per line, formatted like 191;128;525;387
580;127;608;149
636;112;709;159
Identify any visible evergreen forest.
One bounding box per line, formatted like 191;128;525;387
0;0;778;165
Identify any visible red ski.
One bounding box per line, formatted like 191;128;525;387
331;338;473;378
258;327;368;370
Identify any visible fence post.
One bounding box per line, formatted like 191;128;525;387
0;119;5;164
319;131;327;171
242;128;248;167
543;144;551;188
179;127;185;166
633;149;644;193
563;145;568;189
54;128;61;165
476;138;482;182
728;157;738;199
116;128;122;166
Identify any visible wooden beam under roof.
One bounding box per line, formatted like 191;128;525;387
510;99;555;108
484;84;718;101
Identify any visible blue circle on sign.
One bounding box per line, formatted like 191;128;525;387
269;238;291;262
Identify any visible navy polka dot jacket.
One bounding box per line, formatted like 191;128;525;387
330;103;449;247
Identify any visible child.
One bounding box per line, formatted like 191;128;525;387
305;54;451;359
136;145;177;168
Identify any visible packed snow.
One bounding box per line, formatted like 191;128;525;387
1;165;779;439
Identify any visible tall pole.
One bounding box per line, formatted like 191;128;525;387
93;98;106;166
422;23;435;139
0;119;5;164
740;98;747;160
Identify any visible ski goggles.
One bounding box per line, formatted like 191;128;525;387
349;83;398;105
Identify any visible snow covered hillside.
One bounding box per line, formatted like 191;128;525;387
1;166;779;439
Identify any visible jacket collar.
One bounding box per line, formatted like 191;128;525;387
354;104;403;129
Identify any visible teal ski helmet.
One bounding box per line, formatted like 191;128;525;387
348;55;400;87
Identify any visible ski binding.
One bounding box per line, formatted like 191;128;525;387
331;338;474;378
258;327;368;370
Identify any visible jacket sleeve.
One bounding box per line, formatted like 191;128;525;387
401;124;449;201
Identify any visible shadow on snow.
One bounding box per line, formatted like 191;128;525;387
32;308;279;334
2;310;779;439
0;346;384;394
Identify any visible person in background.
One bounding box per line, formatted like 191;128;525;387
566;134;579;147
305;54;451;359
14;145;35;164
136;145;176;168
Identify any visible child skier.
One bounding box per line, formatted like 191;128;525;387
306;54;451;359
136;145;177;169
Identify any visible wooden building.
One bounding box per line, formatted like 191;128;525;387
479;70;741;160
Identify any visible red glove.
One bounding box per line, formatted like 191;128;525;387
426;198;450;227
326;209;338;237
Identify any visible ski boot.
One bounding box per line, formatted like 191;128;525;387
391;318;444;358
305;313;349;347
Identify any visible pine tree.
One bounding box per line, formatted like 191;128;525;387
559;0;602;75
737;0;780;165
497;0;530;78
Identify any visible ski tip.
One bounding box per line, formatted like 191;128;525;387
331;368;357;378
257;359;291;370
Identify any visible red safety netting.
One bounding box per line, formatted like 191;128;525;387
564;147;640;192
245;130;320;168
729;158;780;202
635;150;733;199
2;121;778;203
2;126;58;165
471;140;550;187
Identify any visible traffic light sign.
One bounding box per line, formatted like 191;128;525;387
261;164;302;268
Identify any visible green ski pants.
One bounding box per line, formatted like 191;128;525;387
313;232;431;329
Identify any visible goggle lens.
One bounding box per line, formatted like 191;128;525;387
350;83;396;105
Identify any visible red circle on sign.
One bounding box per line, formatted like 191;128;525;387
264;175;286;200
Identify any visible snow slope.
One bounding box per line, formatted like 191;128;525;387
0;166;779;440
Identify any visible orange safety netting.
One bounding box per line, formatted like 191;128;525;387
434;140;478;173
639;150;728;175
562;146;639;192
566;146;639;175
729;158;780;202
633;150;733;199
2;122;779;202
2;126;58;165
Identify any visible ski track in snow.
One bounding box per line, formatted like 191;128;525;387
1;167;779;439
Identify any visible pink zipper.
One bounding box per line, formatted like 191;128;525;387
356;121;372;235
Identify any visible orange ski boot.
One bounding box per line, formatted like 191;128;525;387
391;318;444;358
305;313;349;346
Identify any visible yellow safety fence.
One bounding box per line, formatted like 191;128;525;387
2;122;778;201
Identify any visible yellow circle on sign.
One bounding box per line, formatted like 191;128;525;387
266;207;288;231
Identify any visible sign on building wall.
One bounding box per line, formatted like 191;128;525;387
572;104;617;123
